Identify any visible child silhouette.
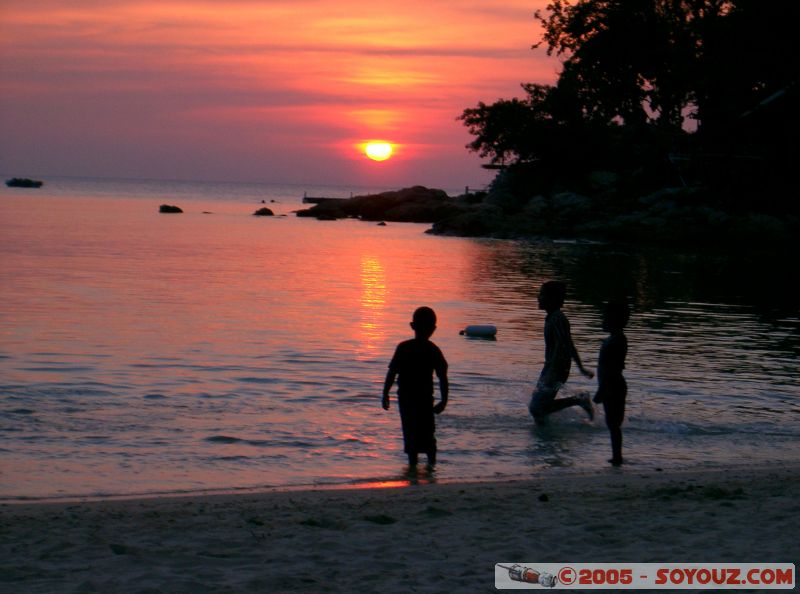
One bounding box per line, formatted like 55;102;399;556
528;281;594;424
594;301;630;466
383;307;449;470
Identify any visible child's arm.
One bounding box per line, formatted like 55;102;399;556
382;369;396;410
570;342;594;379
433;368;449;414
556;314;594;379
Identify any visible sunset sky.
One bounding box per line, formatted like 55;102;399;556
0;1;559;189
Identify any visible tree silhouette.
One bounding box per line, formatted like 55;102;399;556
461;0;799;210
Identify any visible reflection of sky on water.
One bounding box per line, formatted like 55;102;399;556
0;181;798;500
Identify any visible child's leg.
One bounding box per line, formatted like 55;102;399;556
426;444;437;468
529;383;558;420
534;385;590;418
553;392;594;420
603;401;625;464
400;402;419;467
422;412;436;467
609;425;623;464
547;396;583;413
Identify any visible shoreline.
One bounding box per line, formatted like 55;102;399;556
1;458;789;507
3;461;798;592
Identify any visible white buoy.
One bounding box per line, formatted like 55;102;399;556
460;324;497;338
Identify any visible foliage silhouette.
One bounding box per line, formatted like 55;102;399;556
460;0;800;217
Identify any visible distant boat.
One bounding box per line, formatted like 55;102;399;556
6;177;43;188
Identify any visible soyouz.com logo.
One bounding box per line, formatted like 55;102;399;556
494;563;795;589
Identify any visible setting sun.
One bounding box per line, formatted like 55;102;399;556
364;141;394;161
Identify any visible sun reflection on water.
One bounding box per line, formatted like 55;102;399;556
359;255;387;358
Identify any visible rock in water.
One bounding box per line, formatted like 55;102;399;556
6;177;43;188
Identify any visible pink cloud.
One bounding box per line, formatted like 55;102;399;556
0;0;557;187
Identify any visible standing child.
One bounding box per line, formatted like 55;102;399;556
594;301;630;466
382;306;449;470
528;281;595;424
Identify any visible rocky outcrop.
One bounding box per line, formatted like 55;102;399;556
430;185;798;246
159;204;183;213
296;186;463;223
293;180;797;247
253;207;274;216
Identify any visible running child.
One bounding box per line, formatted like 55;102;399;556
528;281;594;423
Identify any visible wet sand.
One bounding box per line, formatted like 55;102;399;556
2;463;798;593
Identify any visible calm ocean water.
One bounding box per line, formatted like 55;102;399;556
1;176;798;500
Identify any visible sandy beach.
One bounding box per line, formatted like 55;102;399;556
2;463;798;593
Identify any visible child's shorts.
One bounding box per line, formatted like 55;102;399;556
528;381;563;417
